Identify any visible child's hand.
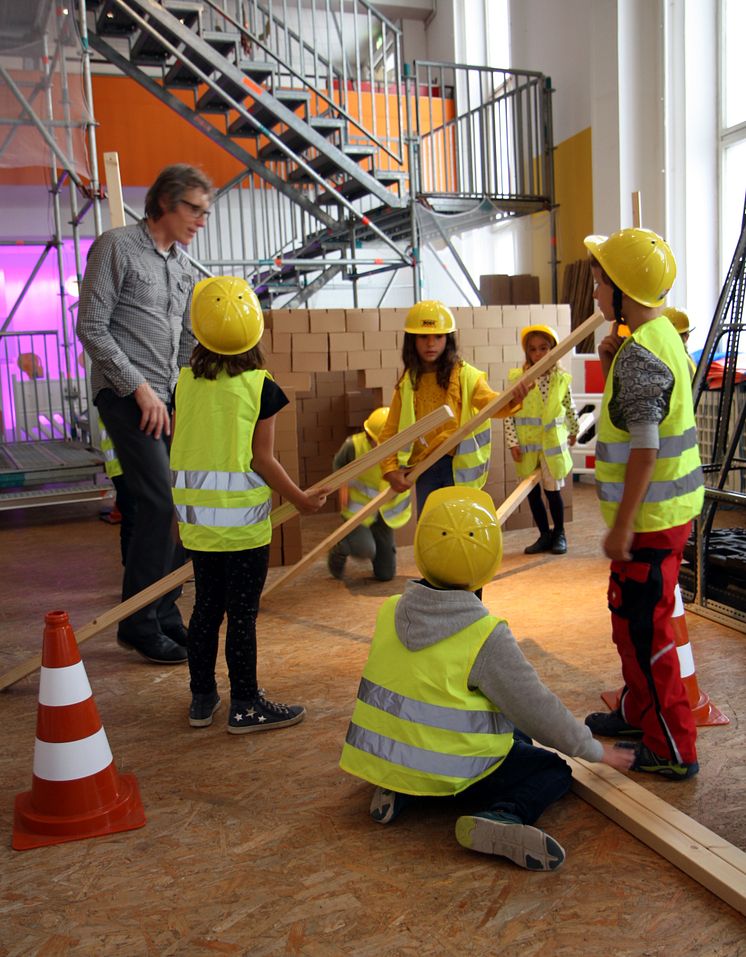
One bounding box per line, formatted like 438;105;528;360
598;325;625;363
512;379;532;402
298;486;330;513
384;469;413;493
510;446;522;463
603;525;633;561
568;435;577;447
600;742;635;771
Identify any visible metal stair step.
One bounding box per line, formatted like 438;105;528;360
227;89;310;136
0;481;111;512
258;116;346;160
287;143;375;182
195;59;275;111
95;0;140;36
129;0;202;64
316;169;408;205
163;30;239;88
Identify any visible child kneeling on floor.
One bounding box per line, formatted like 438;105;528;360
339;486;633;871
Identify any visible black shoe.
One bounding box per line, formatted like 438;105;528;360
551;529;567;554
327;547;347;580
524;533;552;555
629;743;699;780
585;710;643;737
117;631;187;664
227;694;305;734
161;622;188;647
189;690;221;727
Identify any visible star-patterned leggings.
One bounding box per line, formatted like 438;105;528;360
187;546;270;700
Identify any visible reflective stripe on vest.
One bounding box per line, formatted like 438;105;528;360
508;367;573;480
170;367;273;551
595;318;704;531
341;432;384;528
379;362;492;528
339;596;513;796
98;417;122;479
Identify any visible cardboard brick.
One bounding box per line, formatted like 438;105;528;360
379;308;407;331
451;306;474;329
266;352;291;373
510;274;540;304
293;351;329;373
348;349;379;369
293;332;329;353
473;305;503;329
328;351;349;371
275;371;312;393
345;309;381;332
487;326;517;346
459;327;489;347
500;305;531;328
329;331;364;352
309;309;347;333
380;348;400;368
363;330;398;351
316;373;346;397
480;274;512;304
268;309;310;334
272;331;292;354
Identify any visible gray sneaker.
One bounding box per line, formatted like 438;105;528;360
369;786;412;824
455;811;565;871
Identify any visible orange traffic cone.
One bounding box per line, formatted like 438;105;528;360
13;610;146;851
600;584;729;727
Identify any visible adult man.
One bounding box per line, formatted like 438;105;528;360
78;164;213;664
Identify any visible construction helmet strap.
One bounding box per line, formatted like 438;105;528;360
613;285;624;323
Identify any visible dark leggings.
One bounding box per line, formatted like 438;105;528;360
187;546;270;700
527;483;564;535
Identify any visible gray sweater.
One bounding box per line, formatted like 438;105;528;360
394;580;604;763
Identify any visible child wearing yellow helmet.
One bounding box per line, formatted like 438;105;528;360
505;324;579;555
377;300;527;527
327;406;396;582
340;487;634;871
170;276;329;733
583;229;703;780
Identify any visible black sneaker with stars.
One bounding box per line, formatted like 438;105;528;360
227;694;306;735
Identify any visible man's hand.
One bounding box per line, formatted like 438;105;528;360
133;382;170;440
384;468;413;493
510;446;522;463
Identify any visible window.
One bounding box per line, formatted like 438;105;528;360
720;0;746;276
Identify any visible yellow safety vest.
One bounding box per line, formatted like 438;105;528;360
339;595;513;796
595;317;704;531
170;368;274;551
98;417;122;479
379;363;492;528
508;367;573;480
340;432;385;527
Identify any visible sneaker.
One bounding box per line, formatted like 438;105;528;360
524;533;552;555
551;529;568;554
327;547;347;580
585;710;643;737
629;743;699;780
455;811;565;871
227;694;305;734
369;786;410;824
189;690;221;728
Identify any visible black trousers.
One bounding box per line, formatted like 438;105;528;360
187;546;270;700
95;389;184;638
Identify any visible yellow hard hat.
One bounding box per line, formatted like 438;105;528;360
363;407;390;444
584;228;676;307
404;300;456;334
191;276;264;355
662;307;692;335
414;487;503;592
520;325;558;350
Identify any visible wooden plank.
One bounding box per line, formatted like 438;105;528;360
0;408;454;689
103;152;126;228
562;754;746;916
270;404;454;527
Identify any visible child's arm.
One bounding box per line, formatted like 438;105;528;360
603;446;656;561
563;388;579;447
252;415;328;513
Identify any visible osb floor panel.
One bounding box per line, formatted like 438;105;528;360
1;483;745;957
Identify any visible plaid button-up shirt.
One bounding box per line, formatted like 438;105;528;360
77;221;197;403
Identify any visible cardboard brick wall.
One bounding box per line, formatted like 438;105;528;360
262;303;574;562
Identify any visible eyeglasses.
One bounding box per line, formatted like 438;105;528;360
179;199;211;220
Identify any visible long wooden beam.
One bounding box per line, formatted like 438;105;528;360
561;753;746;917
263;311;605;596
0;407;453;691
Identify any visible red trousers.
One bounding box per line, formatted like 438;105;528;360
608;522;697;764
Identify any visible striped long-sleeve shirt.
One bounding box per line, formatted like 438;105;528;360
77;221;196;403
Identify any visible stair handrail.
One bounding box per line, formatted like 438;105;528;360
201;0;404;165
102;0;410;262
